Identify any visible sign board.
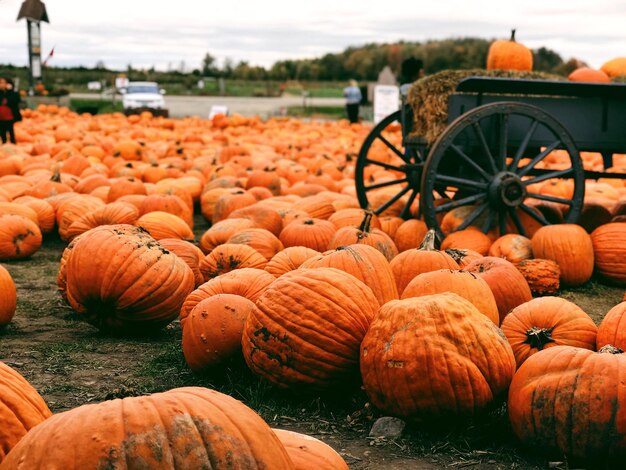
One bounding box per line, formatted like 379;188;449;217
373;85;400;124
115;76;129;90
87;81;102;91
209;105;229;119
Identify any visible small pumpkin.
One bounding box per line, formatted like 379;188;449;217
279;218;337;252
568;67;611;83
515;258;560;295
596;302;626;350
0;265;16;327
265;246;321;278
327;211;398;261
272;429;349;470
199;244;267;281
441;228;492;256
0;214;43;260
488;234;532;264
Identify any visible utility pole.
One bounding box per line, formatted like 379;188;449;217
17;0;50;96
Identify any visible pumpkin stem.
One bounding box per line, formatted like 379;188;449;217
50;171;61;183
511;29;516;42
599;345;624;354
418;229;437;251
523;326;555;350
303;219;315;225
358;211;373;233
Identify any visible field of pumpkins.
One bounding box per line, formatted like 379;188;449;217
0;102;626;469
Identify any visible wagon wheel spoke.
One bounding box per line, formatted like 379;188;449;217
519;203;551;226
376;133;410;163
400;188;419;219
481;209;496;234
525;192;574;206
364;178;409;191
522;168;574;186
455;202;489;232
517;140;562;177
435;193;486;213
450;144;492;180
364;159;404;172
498;209;507;236
498;113;509;170
508;208;527;237
472;122;498;175
434;174;487;191
373;185;412;216
508;119;538;171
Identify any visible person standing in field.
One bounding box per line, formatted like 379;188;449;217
343;79;362;124
0;77;22;144
399;57;425;96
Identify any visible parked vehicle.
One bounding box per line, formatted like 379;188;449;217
120;81;168;116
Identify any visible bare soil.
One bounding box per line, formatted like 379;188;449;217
1;216;622;469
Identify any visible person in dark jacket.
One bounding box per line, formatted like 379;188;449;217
0;77;22;144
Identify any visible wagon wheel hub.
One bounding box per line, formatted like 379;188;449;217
489;172;526;208
400;163;424;188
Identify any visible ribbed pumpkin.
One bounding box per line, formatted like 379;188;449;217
401;269;499;324
0;361;52;462
444;247;483;269
182;294;255;372
441;228;492;255
508;345;626;460
531;224;594;286
265;246;321;278
198;218;255;254
139;193;193;228
465;257;532;324
0;387;294;469
597;302;626;350
568;67;611;83
328;208;382;230
390;230;460;296
199;244;267;281
229;204;283;236
515;258;560;295
501;297;597;368
360;293;515;421
136;211;194;241
488;234;532;264
56;195;105;241
242;268;379;390
63;225;195;333
393;219;428;252
0;214;42;260
64;201;139;242
591;223;626;285
158;238;205;288
327;212;398;261
0;265;16;327
227;228;284;261
486;29;533;71
180;268;275;328
107;176;147;202
279;218;337;252
11;196;55;234
300;244;398;306
273;429;349;470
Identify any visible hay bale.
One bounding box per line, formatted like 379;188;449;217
406;69;564;144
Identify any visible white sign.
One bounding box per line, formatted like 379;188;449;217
373;85;400;124
87;81;102;91
209;105;229;119
115;77;129;90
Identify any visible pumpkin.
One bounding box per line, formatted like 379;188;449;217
531;224;594;286
0;361;52;462
180;268;275;328
138;193;193;228
272;429;349;470
596;302;626;350
441;228;492;255
515;258;560;295
279;218;337;252
465;257;532;324
11;196;55;234
601;57;626;78
328;211;398;261
198;243;267;281
390;230;460;295
63;224;195;333
227;228;284;261
328;208;381;230
182;294;255;371
265;246;321;278
568;67;611;83
444;247;483;269
508;345;626;460
360;293;515;421
501;297;597;368
0;265;16;327
488;234;532;264
300;244;398;306
0;387;294;469
229;203;283;236
135;211;194;241
107;176;147;202
242;268;379;389
486;29;533;71
591;223;626;285
64;201;139;241
158;238;205;288
198;218;255;254
393;219;428;252
0;214;42;260
56;195;105;241
401;269;499;324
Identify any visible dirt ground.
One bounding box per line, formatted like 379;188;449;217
0;215;623;469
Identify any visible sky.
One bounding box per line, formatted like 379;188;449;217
1;0;625;72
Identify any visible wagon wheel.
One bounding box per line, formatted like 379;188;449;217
355;110;426;219
420;102;585;238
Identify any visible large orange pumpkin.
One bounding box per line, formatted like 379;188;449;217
360;293;515;421
63;225;195;333
242;268;379;389
486;29;533;71
265;246;321;278
0;265;16;327
0;387;294;469
273;429;349;470
591;223;626;285
596;302;626;350
0;361;52;462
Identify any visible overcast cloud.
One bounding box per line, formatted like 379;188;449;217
1;0;625;71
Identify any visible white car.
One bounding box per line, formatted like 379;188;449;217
121;81;166;113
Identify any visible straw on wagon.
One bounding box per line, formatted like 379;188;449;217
406;69;564;144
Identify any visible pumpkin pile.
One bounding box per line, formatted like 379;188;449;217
3;103;626;466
